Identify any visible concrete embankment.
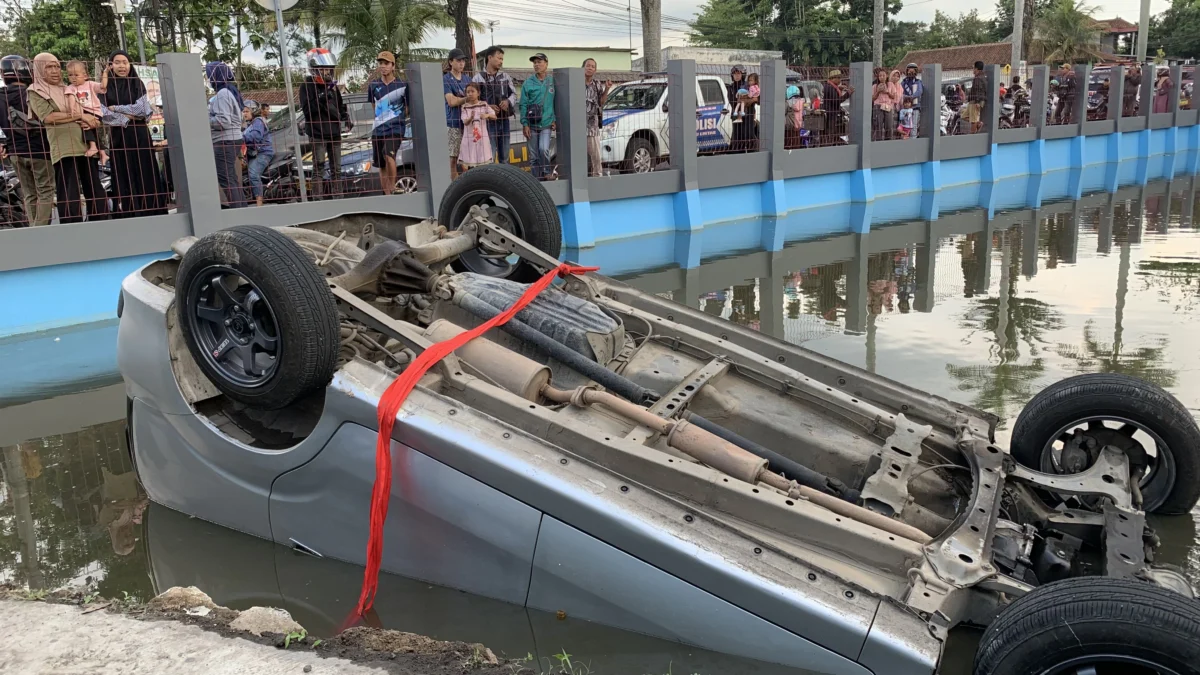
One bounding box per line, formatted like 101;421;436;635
0;587;513;675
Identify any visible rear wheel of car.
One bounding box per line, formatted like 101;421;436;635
973;577;1200;675
1009;373;1200;514
438;163;561;283
176;225;339;410
623;137;655;174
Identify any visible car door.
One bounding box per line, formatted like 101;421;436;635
697;78;729;152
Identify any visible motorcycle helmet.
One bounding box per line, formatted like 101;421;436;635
244;98;260;115
786;85;800;99
0;55;33;86
307;47;337;82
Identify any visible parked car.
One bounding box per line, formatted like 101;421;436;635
599;74;733;173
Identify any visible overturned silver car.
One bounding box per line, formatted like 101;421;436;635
119;165;1200;675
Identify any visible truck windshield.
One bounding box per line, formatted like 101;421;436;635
604;83;666;111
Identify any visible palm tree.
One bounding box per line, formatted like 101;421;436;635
320;0;462;71
1030;0;1103;64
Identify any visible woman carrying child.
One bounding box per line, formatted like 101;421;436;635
459;82;496;170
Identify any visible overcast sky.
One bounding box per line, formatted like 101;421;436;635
416;0;1170;57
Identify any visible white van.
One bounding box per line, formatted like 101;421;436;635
599;74;734;173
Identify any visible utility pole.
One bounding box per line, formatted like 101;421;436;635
1011;0;1024;81
642;0;661;72
872;0;884;66
1136;0;1149;62
628;0;633;56
486;20;497;46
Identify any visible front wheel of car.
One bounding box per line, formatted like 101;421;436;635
623;137;655;174
973;577;1200;675
176;225;339;410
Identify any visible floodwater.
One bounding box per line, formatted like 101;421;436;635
3;180;1200;673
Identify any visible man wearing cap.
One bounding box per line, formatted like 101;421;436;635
821;69;853;146
473;46;517;166
367;51;409;195
901;63;923;136
443;47;472;179
520;52;556;180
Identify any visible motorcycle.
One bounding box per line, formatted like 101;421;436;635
0;162;26;228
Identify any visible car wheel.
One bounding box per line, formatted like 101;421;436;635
176;225;339;410
395;174;418;194
437;163;561;283
1009;373;1200;514
623;137;655;174
973;577;1200;675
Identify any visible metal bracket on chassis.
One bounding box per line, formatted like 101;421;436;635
625;358;729;444
860;414;933;517
1006;446;1135;510
921;436;1006;590
475;218;565;272
1102;503;1146;578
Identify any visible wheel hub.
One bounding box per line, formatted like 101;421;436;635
186;268;281;387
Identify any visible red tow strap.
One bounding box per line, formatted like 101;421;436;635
352;263;598;618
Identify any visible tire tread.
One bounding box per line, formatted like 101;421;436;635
975;577;1200;675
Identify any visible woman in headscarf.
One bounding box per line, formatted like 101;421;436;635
206;61;246;208
26;52;109;222
105;50;167;217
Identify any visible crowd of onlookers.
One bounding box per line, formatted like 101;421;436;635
0;47;1189;226
0;50;168;226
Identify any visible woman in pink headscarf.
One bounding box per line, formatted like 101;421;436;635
25;52;108;222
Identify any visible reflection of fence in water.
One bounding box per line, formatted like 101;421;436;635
0;419;150;595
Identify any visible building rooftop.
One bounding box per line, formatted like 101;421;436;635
1095;17;1138;33
895;42;1014;70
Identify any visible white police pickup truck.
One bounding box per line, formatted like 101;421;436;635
599;74;734;173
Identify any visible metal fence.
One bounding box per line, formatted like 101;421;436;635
1;53;1197;276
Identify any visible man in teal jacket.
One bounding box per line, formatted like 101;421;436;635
520;52;556;180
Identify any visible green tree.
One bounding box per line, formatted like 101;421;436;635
1149;0;1200;61
689;0;904;66
1030;0;1103;64
320;0;462;70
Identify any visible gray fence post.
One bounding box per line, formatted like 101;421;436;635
1072;64;1090;131
1108;66;1125;121
553;67;588;201
1141;62;1155;121
849;62;872;169
157;52;220;236
759;59;786;180
1170;64;1183;123
407;62;450;214
920;64;941;160
1031;65;1049;136
667;59;698;191
985;64;1002;143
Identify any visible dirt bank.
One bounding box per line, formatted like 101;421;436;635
0;587;523;675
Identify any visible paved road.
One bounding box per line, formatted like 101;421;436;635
0;600;383;674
